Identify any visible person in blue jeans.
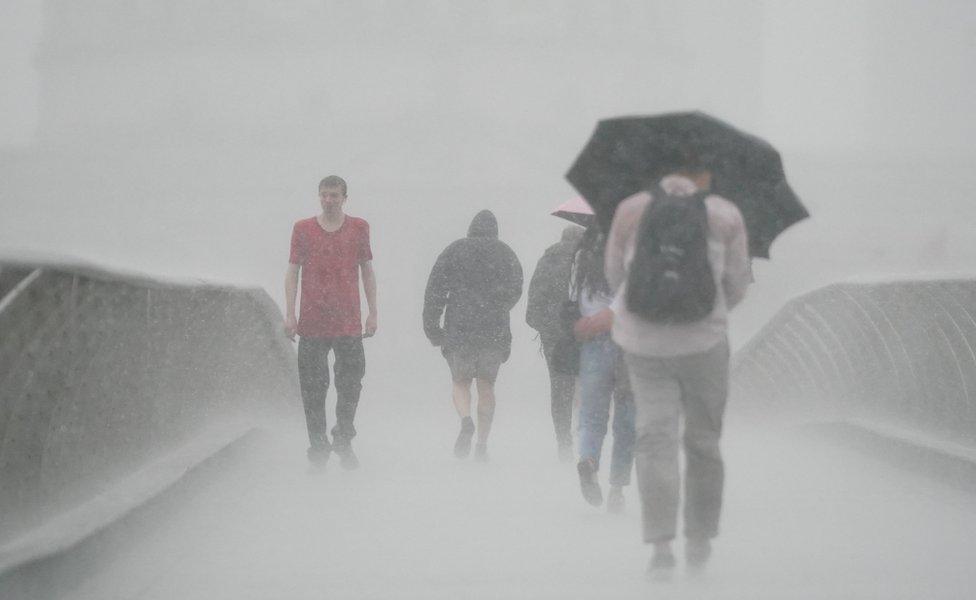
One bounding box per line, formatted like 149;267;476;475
571;225;636;513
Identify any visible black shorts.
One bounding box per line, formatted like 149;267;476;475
446;348;504;383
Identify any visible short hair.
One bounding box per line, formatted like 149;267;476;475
675;142;715;174
678;149;705;172
318;175;347;196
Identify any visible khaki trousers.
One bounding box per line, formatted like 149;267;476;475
624;341;729;543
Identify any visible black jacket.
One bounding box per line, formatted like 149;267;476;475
423;210;523;360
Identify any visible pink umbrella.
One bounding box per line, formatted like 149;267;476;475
551;196;595;226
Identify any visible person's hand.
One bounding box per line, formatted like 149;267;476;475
573;308;614;341
284;315;298;341
363;312;378;338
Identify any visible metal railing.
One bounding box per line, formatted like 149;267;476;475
0;259;297;540
732;279;976;447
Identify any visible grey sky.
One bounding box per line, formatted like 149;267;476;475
4;2;974;155
3;8;976;594
0;1;41;145
2;1;975;351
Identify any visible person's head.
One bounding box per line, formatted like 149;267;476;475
573;224;610;298
561;224;585;244
467;210;498;239
318;175;348;214
669;145;713;190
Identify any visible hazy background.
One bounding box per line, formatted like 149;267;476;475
2;0;976;395
3;4;976;597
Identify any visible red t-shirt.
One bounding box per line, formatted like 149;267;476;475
290;215;372;338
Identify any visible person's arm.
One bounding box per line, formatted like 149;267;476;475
285;223;306;340
604;193;645;292
573;307;613;341
422;249;451;346
722;205;751;310
524;254;546;330
361;260;377;337
502;247;524;311
284;263;300;340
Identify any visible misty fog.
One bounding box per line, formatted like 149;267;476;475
2;1;975;598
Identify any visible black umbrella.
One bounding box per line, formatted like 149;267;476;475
565;111;808;258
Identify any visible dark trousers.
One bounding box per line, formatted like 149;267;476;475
298;336;366;450
541;333;576;448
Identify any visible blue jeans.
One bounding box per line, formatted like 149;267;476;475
578;335;636;486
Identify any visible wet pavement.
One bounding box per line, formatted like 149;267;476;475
61;401;976;600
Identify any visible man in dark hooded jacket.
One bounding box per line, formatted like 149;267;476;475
423;210;523;461
526;224;584;461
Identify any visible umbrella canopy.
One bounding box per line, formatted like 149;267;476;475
551;196;595;226
565;111;808;258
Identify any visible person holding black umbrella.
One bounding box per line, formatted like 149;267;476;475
568;112;805;578
602;152;750;577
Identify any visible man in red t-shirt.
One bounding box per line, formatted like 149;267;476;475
285;175;377;469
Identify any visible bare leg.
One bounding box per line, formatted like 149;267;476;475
452;379;473;417
452;378;475;458
475;378;496;444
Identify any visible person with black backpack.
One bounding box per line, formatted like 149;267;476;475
604;161;750;577
526;224;584;461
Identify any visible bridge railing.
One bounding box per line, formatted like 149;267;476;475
731;279;976;448
0;259;297;540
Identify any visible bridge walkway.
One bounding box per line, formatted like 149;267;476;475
60;409;976;600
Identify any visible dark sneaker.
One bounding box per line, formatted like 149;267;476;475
454;416;475;458
335;445;359;470
576;458;602;506
474;442;489;463
685;538;712;571
606;485;625;514
307;445;330;468
331;436;359;470
646;546;676;581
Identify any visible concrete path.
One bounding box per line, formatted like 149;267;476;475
61;403;976;600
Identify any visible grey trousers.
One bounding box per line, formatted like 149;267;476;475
624;341;729;544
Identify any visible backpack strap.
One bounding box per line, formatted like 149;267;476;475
644;185;711;231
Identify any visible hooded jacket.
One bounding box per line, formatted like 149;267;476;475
423;210;524;360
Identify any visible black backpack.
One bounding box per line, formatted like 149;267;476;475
625;186;715;323
526;243;575;336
